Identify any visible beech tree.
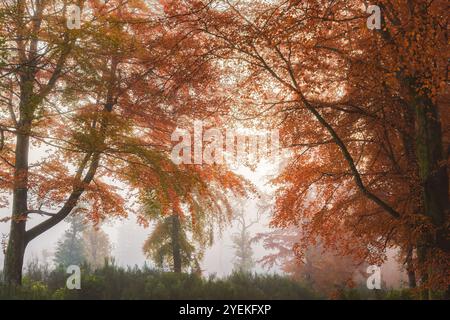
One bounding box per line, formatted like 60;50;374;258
165;0;448;298
0;0;244;285
1;0;447;298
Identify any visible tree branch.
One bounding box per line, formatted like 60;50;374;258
25;153;101;243
23;209;56;217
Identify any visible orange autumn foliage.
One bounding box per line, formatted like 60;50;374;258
0;0;248;284
166;0;449;295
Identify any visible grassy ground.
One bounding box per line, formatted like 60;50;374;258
0;262;413;300
0;263;317;300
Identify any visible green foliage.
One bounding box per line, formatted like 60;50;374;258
142;188;215;273
333;285;415;300
0;261;419;300
384;289;415;300
143;214;199;272
0;263;319;300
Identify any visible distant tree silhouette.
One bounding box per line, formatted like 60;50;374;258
82;225;112;269
232;208;259;273
53;215;85;268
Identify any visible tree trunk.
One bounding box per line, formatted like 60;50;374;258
3;223;27;286
407;268;417;289
416;244;430;300
3;118;31;286
414;94;449;299
416;103;448;227
405;246;416;289
171;213;182;273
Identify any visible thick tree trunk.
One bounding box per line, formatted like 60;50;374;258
407;268;417;289
416;103;448;227
414;95;449;299
3;223;27;286
3;119;31;286
171;213;182;273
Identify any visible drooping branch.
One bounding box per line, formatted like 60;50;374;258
302;99;401;220
260;35;402;220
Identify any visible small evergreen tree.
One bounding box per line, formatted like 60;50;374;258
53;214;85;268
